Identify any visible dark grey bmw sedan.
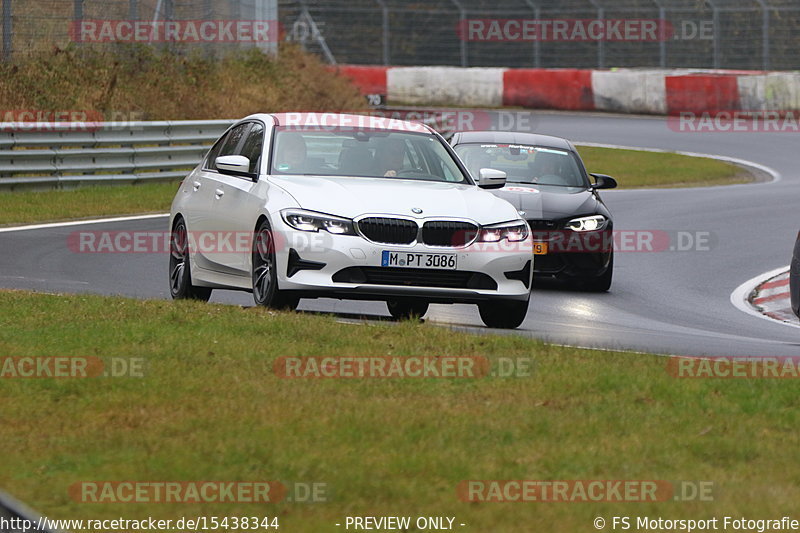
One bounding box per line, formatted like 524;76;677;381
451;131;617;291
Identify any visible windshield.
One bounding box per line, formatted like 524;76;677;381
270;127;470;184
454;143;588;188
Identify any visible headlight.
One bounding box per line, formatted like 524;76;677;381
566;215;608;232
281;209;356;235
478;220;529;242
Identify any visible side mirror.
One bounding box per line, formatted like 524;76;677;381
590;173;617;190
216;155;252;176
477;168;507;189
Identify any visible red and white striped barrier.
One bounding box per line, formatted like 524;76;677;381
332;65;800;116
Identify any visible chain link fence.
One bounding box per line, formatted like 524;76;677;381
2;0;799;69
279;0;800;70
1;0;277;60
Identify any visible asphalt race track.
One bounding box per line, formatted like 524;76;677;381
1;112;798;357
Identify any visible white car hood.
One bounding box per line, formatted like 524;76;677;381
269;175;520;224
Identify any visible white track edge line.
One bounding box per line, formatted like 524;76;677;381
0;213;169;233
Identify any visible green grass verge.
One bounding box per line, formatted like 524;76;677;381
0;181;178;226
1;147;751;227
577;145;750;188
1;290;798;531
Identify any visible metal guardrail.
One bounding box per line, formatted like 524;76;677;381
0;489;64;533
0;120;235;191
0;112;456;191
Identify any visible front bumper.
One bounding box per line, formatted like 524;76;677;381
530;226;612;278
272;222;533;303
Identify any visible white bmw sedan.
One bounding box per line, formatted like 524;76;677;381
169;113;533;328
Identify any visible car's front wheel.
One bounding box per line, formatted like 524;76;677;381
252;219;299;311
386;299;429;320
478;298;529;329
169;218;212;302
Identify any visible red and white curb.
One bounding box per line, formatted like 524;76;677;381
730;266;800;328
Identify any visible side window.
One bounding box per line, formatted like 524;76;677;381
204;136;226;171
239;123;264;174
205;123;250;171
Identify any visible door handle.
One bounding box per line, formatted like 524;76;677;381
214;188;224;199
192;181;201;191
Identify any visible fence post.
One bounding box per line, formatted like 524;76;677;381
523;0;541;68
655;2;666;67
707;0;720;68
451;0;467;67
375;0;390;66
588;0;605;68
74;0;84;45
2;0;11;62
254;0;278;55
756;1;770;70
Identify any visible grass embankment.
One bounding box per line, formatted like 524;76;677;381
1;290;799;531
0;45;365;120
0;148;747;226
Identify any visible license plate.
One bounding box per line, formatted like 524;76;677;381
533;242;548;255
381;251;457;270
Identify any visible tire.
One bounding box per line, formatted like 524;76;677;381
478;298;530;329
579;252;613;292
169;218;212;302
252;219;299;311
386;299;429;320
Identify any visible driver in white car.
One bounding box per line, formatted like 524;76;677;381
375;138;406;177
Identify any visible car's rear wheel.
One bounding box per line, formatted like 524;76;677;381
478;298;529;329
386;299;429;320
169;218;212;301
252;219;299;311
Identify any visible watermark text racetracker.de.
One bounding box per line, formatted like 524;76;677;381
456;18;713;42
69;19;280;43
669;110;800;133
0;110;146;132
457;480;714;502
68;229;716;254
668;356;800;379
0;356;145;378
273;356;533;379
70;480;328;504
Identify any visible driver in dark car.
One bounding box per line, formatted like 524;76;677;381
529;152;562;180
